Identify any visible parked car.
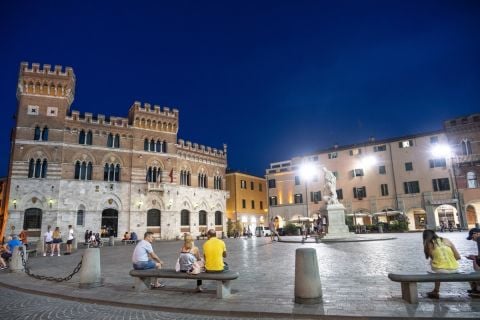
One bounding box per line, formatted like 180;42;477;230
255;226;272;237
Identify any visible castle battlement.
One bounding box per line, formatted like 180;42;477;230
177;139;227;158
67;110;129;127
20;61;75;78
130;101;179;118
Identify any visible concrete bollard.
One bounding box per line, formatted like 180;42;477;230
108;236;114;246
79;248;102;288
9;246;26;272
294;248;322;304
38;237;45;255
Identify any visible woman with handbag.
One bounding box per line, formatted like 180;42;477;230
177;234;204;292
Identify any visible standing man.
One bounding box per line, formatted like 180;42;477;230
132;231;165;288
466;228;480;297
268;218;275;241
43;225;53;257
203;229;227;272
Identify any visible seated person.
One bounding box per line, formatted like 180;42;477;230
1;235;22;262
178;234;203;292
122;232;130;241
0;245;8;269
130;232;138;241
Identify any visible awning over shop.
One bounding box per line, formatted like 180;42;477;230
372;210;404;216
346;212;372;217
289;215;314;222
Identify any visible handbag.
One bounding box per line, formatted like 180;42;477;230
188;259;204;275
175;258;180;272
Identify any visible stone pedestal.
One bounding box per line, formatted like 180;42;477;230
323;204;352;240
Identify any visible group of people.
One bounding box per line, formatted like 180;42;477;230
43;225;75;256
423;227;480;298
0;234;23;269
122;231;138;241
84;230;102;247
131;229;227;292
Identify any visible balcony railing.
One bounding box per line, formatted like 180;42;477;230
147;182;165;192
455;154;480;163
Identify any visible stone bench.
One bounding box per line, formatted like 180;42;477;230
121;239;138;245
388;272;480;303
130;268;239;298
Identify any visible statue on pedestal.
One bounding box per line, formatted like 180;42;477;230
322;167;339;205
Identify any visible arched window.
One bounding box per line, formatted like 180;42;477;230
104;163;109;181
107;133;113;147
147;167;152;182
41;127;49;141
41;159;47;178
79;130;86;144
115;164;120;182
28;159;35;178
86;131;93;145
181;209;190;226
109;164;115;181
187;171;191;186
80;161;87;180
114;134;120;148
34;126;40;140
150;139;155;152
467;171;478;188
153;167;157;183
144;139;149;151
214;176;223;190
215;211;222;225
199;210;207;226
462;139;473;155
87;162;93;180
156;140;161;152
74;161;81;179
76;209;85;226
35;159;41;178
163;140;167;153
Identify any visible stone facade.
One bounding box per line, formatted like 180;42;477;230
6;62;228;240
266;116;480;231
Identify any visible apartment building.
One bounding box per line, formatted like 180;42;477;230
266;114;480;231
4;62;228;241
225;171;267;232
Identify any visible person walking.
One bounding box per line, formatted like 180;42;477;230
43;225;53;256
65;225;74;255
132;231;165;288
203;229;227;272
422;229;461;299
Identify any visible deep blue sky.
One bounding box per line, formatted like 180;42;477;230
1;0;479;177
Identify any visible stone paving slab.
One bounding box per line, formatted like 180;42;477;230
1;233;480;318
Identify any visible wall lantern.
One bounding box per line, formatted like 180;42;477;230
138;200;143;209
49;199;53;208
12;199;17;209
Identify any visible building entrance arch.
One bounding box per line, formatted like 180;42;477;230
101;209;118;237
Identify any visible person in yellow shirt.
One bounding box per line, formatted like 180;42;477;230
423;229;461;299
203;229;227;272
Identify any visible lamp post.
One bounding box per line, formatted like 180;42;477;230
300;163;316;219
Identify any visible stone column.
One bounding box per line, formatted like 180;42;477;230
79;248;102;288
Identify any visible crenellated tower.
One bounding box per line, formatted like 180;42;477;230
16;62;76;128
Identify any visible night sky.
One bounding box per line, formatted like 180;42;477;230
0;0;479;177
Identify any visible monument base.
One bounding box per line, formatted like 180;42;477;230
323;203;353;240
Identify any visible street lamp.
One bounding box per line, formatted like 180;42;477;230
300;163;316;219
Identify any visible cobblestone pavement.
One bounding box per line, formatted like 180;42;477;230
1;232;480;318
0;286;299;320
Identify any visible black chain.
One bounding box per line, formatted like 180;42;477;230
19;248;83;282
